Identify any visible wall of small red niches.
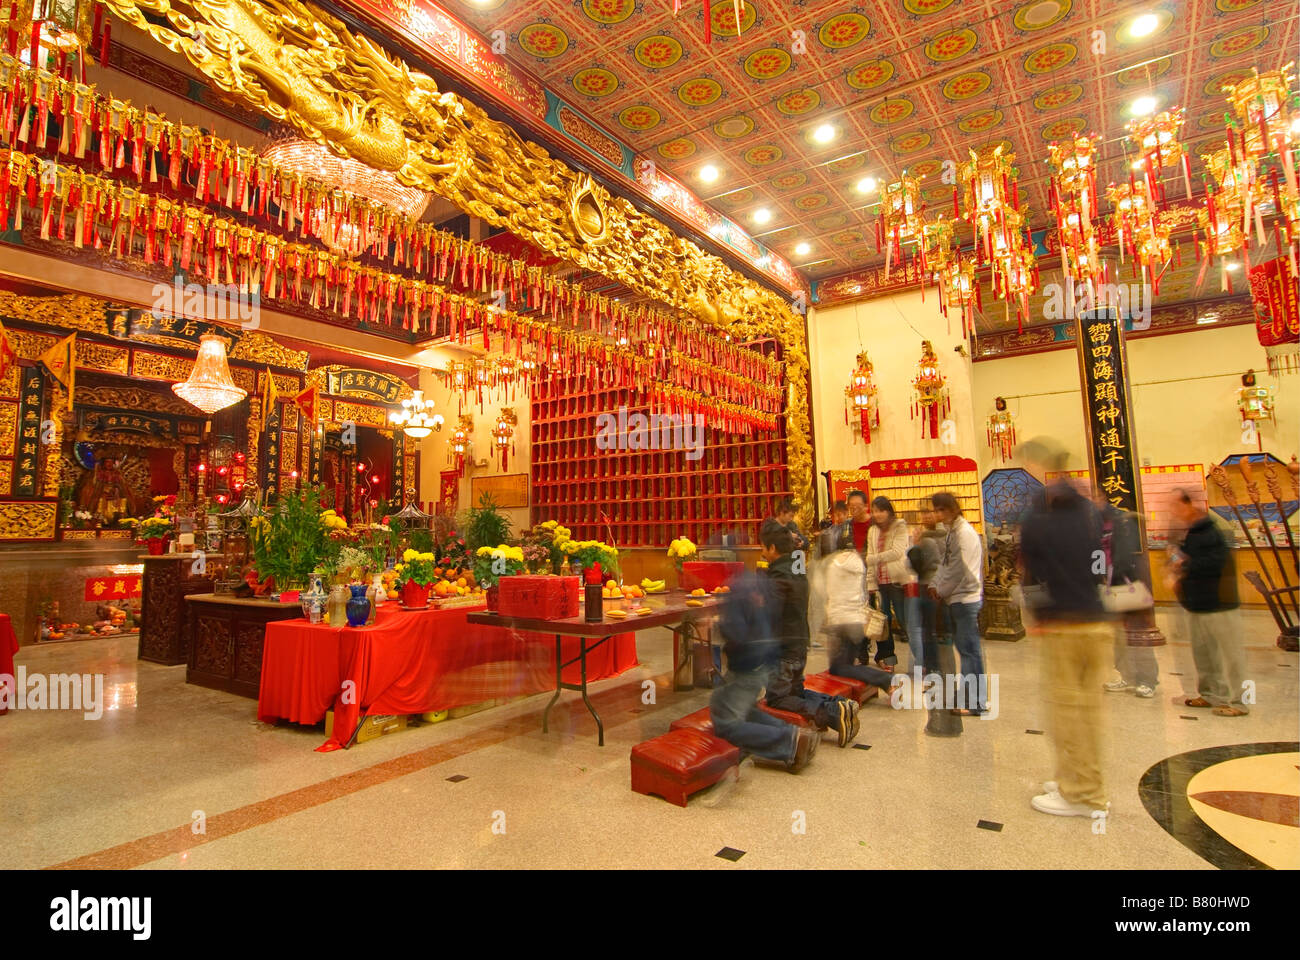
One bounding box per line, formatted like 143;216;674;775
529;377;791;548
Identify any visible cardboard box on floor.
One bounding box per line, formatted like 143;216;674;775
325;711;409;744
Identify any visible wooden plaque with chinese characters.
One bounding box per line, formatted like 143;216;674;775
471;473;529;508
1076;310;1139;512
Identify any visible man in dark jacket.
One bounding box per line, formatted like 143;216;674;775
1020;476;1112;819
760;520;857;747
709;569;819;770
1169;490;1248;716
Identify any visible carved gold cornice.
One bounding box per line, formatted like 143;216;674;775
96;0;814;520
228;331;309;371
0;292;107;334
75;385;203;417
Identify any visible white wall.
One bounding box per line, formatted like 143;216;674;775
808;290;980;515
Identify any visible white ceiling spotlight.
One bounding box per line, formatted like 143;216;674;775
1130;95;1158;116
1129;13;1160;37
753;208;772;224
795;241;812;256
856;176;878;194
812;123;836;144
700;164;720;183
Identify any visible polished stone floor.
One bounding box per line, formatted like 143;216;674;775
1;607;1295;869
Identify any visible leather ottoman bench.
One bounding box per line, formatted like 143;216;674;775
669;706;714;734
806;671;878;704
757;701;812;726
630;728;741;807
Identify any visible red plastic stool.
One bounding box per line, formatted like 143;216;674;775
630;729;741;807
669;707;714;734
803;673;853;699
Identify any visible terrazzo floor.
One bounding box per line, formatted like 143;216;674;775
1;607;1295;869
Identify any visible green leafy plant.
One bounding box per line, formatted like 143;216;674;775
473;544;526;589
249;485;328;587
462;492;512;553
138;516;174;539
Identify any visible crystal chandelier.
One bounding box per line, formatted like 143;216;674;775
259;139;430;256
389;389;444;439
491;408;517;469
1048;135;1105;295
172;334;248;414
843;351;879;445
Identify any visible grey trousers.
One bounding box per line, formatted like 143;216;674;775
1187;608;1249;710
1113;630;1159;687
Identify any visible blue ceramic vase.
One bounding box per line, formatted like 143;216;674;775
345;583;371;627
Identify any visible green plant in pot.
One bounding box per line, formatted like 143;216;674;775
394;549;438;607
462;492;512;553
249;485;328;592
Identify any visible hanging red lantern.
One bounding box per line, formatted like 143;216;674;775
911;340;950;441
843;351;879;445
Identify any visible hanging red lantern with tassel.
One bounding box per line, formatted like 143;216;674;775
491;407;517;469
986;396;1016;464
911;340;950;441
843;350;879;445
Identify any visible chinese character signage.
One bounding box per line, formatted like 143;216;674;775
261;405;282;500
80;410;179;441
84;575;143;602
309;429;323;486
15;367;45;497
108;307;242;351
328;369;404;404
391;433;405;503
1078;309;1139;512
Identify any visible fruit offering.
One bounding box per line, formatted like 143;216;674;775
639;578;667;594
684;599;705;607
606;609;629;619
689;588;707;597
713;585;730;594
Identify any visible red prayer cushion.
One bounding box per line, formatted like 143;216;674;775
630;728;739;779
669;707;714;734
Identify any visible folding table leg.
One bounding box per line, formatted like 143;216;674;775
577;637;604;746
542;633;562;734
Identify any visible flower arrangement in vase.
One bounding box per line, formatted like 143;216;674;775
531;520;572;571
248;485;329;592
474;544;526;611
394;549;438;607
563;539;619;584
137;516;174;554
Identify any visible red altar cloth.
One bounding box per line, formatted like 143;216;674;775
257;603;638;750
0;614;16;716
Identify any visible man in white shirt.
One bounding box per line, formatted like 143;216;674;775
927;492;986;715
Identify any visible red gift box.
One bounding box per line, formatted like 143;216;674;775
497;575;580;620
680;561;744;593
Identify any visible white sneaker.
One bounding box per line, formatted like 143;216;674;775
1043;780;1058;794
1103;679;1131;693
1032;791;1107;818
1135;684;1154;698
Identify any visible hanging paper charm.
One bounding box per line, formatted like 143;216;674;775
986;396;1016;464
491;407;517;469
911;340;950;441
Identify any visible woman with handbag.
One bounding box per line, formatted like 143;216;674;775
823;528;901;694
1099;500;1158;698
865;497;922;670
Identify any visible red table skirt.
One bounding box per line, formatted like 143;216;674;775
0;613;17;716
257;603;638;750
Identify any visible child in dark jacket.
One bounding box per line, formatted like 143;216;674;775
759;520;858;747
709;569;819;771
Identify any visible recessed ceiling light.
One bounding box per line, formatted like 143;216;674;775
753;208;772;224
795;241;811;256
812;124;836;144
1292;116;1300;134
1130;95;1158;116
1129;13;1160;37
700;164;719;182
1225;262;1240;272
857;176;878;194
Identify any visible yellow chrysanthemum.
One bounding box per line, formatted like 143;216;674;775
403;549;417;562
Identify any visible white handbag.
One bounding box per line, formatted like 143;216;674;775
1099;578;1153;613
863;606;887;641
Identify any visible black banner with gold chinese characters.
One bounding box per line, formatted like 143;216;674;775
80;409;180;441
261;407;282;500
15;367;45;497
392;433;405;505
309;428;323;487
1077;309;1139;512
107;306;243;352
329;368;404;404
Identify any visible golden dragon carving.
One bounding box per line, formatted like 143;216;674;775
97;0;815;523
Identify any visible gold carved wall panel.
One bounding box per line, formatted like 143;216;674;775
0;402;16;458
74;342;131;375
0;501;58;540
132;351;195;382
332;401;388;428
0;461;12;497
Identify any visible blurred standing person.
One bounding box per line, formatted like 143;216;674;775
774;498;809;554
1169;490;1248;717
817;500;849;557
1099;500;1159;698
928;492;986;715
908;502;962;735
865;496;921;671
1019;466;1112;818
822;528;903;694
710;569;820;772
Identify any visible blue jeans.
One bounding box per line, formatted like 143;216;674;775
946;600;986;712
710;667;797;763
919;594;942;676
828;625;897;688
